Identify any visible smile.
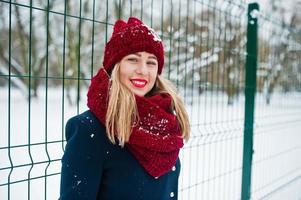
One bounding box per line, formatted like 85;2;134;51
130;79;148;88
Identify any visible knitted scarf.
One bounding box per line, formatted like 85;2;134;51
87;68;184;178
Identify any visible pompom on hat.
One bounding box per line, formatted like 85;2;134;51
103;17;165;74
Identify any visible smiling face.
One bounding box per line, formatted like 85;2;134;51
119;51;158;97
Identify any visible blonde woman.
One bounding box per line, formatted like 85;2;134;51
60;17;190;200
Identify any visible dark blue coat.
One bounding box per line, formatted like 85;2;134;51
59;110;181;200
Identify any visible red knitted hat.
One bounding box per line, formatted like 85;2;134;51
103;17;164;74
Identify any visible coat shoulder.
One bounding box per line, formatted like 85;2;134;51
64;110;111;158
60;110;108;199
65;110;106;140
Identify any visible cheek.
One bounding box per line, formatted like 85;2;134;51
149;71;157;86
118;75;130;91
119;65;131;84
119;75;127;86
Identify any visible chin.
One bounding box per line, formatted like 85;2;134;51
131;89;148;97
134;92;146;97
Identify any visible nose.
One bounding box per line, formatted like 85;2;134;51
135;61;148;75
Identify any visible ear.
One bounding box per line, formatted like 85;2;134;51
113;19;127;35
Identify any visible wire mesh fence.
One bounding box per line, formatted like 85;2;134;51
250;5;301;200
0;0;301;199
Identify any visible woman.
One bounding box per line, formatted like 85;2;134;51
60;17;190;200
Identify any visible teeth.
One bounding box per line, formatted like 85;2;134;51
132;80;146;86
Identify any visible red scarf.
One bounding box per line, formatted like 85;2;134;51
87;68;184;178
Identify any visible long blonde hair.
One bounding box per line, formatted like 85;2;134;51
105;63;190;146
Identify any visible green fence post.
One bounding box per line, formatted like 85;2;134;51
241;3;259;200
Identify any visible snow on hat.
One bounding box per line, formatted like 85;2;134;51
103;17;164;74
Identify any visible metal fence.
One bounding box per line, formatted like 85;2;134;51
0;0;301;199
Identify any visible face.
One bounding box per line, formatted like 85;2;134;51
119;51;158;97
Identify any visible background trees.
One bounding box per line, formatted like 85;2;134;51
0;0;300;105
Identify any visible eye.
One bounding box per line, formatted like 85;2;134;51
147;59;158;66
127;57;138;62
147;60;158;66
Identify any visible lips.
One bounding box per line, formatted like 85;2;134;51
130;78;148;88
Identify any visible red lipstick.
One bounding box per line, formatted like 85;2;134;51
130;78;148;88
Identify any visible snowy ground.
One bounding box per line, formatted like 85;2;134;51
0;87;301;200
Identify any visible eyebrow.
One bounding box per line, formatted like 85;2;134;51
148;56;158;60
133;53;157;60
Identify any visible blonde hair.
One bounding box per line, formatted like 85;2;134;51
105;63;190;146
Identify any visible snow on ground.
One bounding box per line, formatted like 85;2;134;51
0;87;301;199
